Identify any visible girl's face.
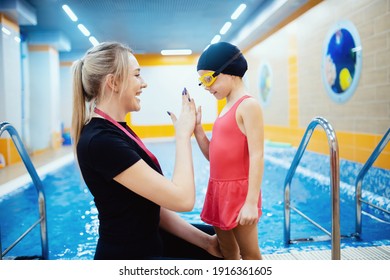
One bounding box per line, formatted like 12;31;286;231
120;54;147;112
197;70;231;100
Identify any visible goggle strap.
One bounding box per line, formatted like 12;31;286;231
215;51;242;74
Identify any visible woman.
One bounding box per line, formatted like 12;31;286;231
71;41;221;260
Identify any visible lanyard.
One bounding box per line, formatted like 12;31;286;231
94;108;162;172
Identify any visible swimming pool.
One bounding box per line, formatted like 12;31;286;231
0;139;389;259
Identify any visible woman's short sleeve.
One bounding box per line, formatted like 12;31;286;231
88;131;142;181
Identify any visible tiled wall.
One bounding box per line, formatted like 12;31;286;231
245;0;390;169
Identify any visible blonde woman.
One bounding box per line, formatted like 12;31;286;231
71;42;221;260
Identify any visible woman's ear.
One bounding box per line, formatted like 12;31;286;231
106;74;119;93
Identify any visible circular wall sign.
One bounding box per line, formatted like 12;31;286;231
321;20;362;103
258;62;272;106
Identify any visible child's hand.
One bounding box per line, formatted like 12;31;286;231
196;105;202;126
236;202;259;226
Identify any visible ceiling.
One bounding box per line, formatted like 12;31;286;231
1;0;313;59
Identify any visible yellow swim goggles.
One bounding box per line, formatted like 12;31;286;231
198;71;218;87
198;51;242;87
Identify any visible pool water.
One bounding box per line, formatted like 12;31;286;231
1;140;389;259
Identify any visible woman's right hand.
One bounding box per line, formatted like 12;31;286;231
168;88;196;139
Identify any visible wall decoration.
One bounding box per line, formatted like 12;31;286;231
258;62;272;106
321;20;362;103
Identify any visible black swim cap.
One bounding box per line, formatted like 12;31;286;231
197;42;247;77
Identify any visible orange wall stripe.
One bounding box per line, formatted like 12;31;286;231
135;54;199;66
288;36;299;128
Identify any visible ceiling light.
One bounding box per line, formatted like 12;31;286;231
62;5;78;22
220;22;232;35
231;4;247;20
89;36;99;47
210;35;221;44
77;24;90;37
161;49;192;56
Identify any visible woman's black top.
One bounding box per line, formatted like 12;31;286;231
77;118;162;259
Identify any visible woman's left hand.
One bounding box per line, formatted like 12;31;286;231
168;88;196;139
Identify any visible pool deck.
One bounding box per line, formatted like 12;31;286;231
0;146;73;186
0;146;74;196
1;146;389;260
263;245;390;260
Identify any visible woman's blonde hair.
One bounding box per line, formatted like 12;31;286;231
71;42;133;146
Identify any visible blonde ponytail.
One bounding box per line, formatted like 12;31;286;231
71;59;86;148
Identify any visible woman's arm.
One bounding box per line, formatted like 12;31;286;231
159;208;222;258
114;91;197;212
235;98;264;225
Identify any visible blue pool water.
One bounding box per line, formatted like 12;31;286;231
0;139;389;259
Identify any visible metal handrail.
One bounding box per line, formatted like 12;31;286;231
0;122;49;260
355;128;390;236
284;116;340;260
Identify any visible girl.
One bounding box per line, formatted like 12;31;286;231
194;42;264;260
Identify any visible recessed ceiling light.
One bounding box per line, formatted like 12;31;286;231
161;49;192;56
220;22;232;35
78;24;90;37
211;35;221;44
62;5;78;22
89;36;99;47
231;4;247;20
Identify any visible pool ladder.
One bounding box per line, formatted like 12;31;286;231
355;127;390;236
284;116;341;260
0;122;49;260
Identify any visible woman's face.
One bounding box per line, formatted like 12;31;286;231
197;70;231;100
120;54;147;112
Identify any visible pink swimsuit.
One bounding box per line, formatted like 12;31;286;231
200;95;262;230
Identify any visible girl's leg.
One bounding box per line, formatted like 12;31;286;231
214;227;241;260
233;224;262;260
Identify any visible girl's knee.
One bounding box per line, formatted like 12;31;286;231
218;239;241;260
222;250;241;260
240;248;262;260
214;228;241;260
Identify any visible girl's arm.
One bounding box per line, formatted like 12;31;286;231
193;105;210;160
159;208;222;258
114;91;197;212
236;98;264;225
